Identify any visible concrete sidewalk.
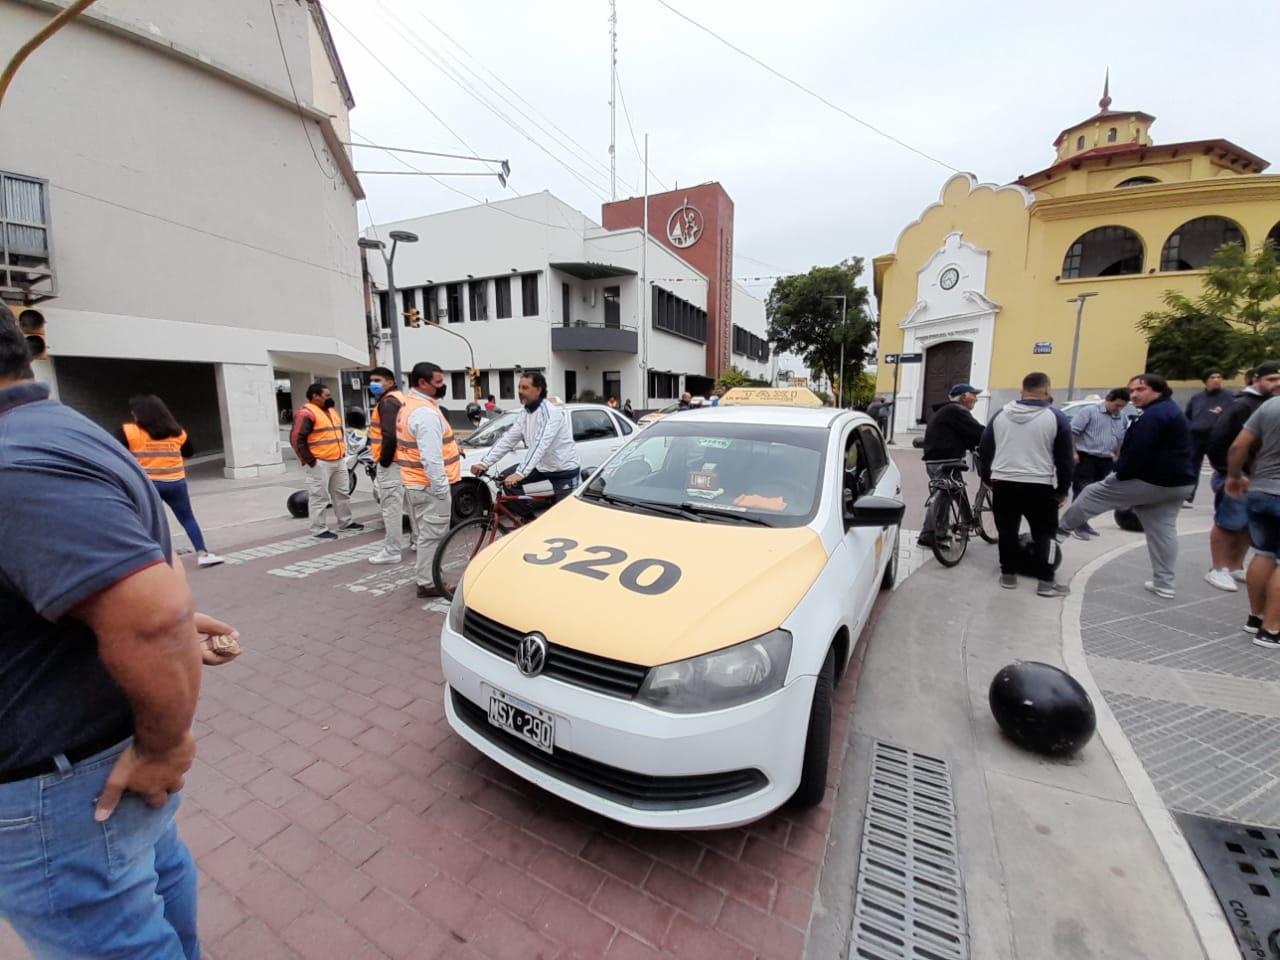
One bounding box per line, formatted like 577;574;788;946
811;510;1229;959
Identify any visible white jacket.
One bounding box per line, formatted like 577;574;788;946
481;400;580;475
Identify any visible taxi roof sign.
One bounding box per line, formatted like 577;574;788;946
719;387;824;408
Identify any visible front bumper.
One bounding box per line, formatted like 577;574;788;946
440;623;816;830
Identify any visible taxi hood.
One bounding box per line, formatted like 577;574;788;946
461;496;828;667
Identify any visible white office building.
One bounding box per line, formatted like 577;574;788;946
363;192;774;412
1;0;365;476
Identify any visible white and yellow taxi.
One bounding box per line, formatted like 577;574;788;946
440;388;905;829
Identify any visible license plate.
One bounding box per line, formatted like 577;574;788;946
487;688;555;754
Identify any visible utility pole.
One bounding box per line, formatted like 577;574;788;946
1065;292;1098;401
608;0;617;201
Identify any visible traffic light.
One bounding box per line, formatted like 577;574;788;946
467;367;480;388
16;307;46;360
403;308;422;328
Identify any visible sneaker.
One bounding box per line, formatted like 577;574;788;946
1144;580;1176;599
1231;569;1248;584
367;551;401;565
313;530;338;541
340;521;365;531
197;552;225;568
1056;525;1073;540
999;574;1018;590
916;531;936;547
1245;614;1263;635
1204;568;1239;592
1181;502;1194;510
1079;522;1101;538
416;584;444;599
1253;629;1280;650
1037;581;1071;598
1072;528;1093;541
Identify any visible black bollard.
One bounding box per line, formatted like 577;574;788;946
989;661;1096;757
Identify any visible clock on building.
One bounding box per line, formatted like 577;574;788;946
939;267;960;290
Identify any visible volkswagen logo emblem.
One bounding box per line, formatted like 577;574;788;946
516;633;548;677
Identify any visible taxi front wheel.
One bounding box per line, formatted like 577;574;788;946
792;648;834;808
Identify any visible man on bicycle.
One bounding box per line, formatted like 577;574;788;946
918;384;985;546
471;371;581;502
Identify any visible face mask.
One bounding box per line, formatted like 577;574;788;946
323;398;336;409
369;382;385;397
432;382;447;399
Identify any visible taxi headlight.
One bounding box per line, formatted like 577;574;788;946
635;629;792;713
447;578;466;634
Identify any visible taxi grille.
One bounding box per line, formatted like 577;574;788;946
450;689;768;810
462;609;648;698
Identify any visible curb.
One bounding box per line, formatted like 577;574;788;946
1060;527;1237;959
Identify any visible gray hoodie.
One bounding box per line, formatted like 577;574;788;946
978;399;1075;496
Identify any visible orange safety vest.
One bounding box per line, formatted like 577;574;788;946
368;389;403;463
303;402;345;461
394;394;462;489
122;423;187;482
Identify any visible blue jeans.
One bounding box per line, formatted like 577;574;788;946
1210;471;1250;533
0;739;198;959
1247;491;1280;559
153;480;207;553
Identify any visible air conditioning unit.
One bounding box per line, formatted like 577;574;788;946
437;308;448;320
377;330;393;343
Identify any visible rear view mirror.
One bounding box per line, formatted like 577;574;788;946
844;494;906;528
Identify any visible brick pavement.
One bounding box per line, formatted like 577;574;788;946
1;521;877;960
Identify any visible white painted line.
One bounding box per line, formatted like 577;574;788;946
220;523;385;566
1061;525;1236;959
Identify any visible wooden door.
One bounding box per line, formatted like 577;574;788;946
921;341;973;423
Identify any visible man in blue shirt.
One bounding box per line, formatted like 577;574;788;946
1060;373;1196;598
1068;387;1130;538
0;304;237;958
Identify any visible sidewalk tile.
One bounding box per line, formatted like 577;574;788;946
469;856;548;920
715;897;805;960
295;759;355;798
411;875;488;932
348;889;451;960
222;799;290;848
213;916;300;960
580;834;654;886
527;846;608;903
332;780;396;823
531;891;616;958
282;911;386;960
320;813;386;866
261;824;329;878
695;850;775;910
590;878;674;947
641;862;724;924
361;845;438;900
469;907;562;960
661;913;753;960
298;852;377;911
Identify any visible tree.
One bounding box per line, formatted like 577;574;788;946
849;372;877;409
715;367;752;391
1139;242;1280;378
766;258;874;406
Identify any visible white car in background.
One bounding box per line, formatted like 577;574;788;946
451;402;636;520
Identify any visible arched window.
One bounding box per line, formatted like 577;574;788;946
1076;135;1086;151
1116;176;1159;188
1107;128;1117;143
1266;222;1280;252
1160;217;1245;271
1061;226;1144;279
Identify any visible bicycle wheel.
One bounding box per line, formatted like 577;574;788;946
973;485;997;544
432;517;495;601
930;491;969;567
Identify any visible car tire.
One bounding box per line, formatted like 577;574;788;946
451;478;488;524
880;526;900;591
792;647;834;808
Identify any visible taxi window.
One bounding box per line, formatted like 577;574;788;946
584;421;827;527
857;426;888;483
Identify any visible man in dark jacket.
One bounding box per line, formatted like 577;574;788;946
917;384;985;546
1061;374;1196;598
1184;367;1227;503
1203;361;1280;590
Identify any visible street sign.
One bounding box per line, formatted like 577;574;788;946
883;353;898;365
898;353;923;363
1034;341;1052;355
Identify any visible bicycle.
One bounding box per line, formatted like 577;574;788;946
431;474;557;600
923;453;996;567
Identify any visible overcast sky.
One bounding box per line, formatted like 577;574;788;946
324;0;1280;304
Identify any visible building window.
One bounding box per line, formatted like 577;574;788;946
603;286;621;328
377;290;390;330
422;285;435;322
0;172;52;301
451;371;466;399
1160;217;1245;272
1061;226;1143;279
521;273;539;316
1267;222;1280;252
561;281;571;327
495;277;512;318
1107;128;1117;143
499;369;515;399
648;371;679;400
469;280;488;321
603;370;621;401
1116;176;1159;189
652;287;707;343
1076;135;1085;151
446;283;462;323
401;286;417;326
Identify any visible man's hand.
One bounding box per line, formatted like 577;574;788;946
470;463;488;477
196;612;242;666
1227;474;1250;498
1057;495;1068;508
1073;451;1080;465
94;732;197;821
504;472;524;488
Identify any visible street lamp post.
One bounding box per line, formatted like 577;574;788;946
359;231;419;387
1065;292;1098;402
825;295;847;407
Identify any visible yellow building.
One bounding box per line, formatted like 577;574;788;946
873;82;1280;426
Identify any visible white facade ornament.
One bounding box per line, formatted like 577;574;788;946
666;199;703;249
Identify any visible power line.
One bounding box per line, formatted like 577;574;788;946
266;0;338;181
651;0;960;173
614;68;670;193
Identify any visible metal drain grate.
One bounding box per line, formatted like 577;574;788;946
1176;812;1280;957
849;741;969;960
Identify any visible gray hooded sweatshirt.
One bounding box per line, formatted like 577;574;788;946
978;399;1074;497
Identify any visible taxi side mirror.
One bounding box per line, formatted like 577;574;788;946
581;467;595;483
844;493;906;528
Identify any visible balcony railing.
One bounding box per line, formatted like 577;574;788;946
552;319;638;353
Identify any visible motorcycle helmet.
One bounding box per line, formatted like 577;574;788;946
286;490;309;519
989;661;1095;757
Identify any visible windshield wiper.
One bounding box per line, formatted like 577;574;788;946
582;489;705;521
677;502;774;526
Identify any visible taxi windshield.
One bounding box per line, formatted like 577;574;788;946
582;420;827;527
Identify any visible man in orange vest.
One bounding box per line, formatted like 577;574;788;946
396;361;460;598
366;367;409;564
291;382;362;540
